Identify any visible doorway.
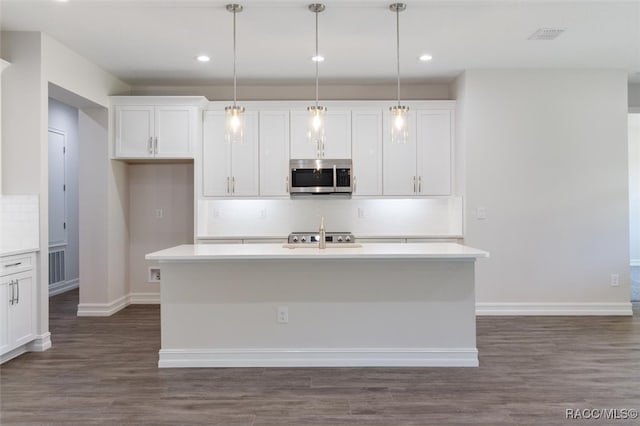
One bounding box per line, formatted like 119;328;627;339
629;112;640;302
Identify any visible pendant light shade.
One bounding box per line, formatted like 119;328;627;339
308;3;326;148
389;3;409;144
225;3;244;144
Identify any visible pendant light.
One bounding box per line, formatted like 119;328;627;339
389;3;409;144
308;3;326;149
225;3;244;144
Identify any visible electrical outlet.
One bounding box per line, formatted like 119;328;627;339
358;208;366;218
476;207;487;220
277;306;289;324
260;208;267;219
148;267;161;282
610;274;620;287
154;208;163;218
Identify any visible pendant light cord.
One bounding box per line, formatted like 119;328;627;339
233;7;238;108
315;8;319;109
395;6;401;107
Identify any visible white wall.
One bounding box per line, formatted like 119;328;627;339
629;84;640;109
629;113;639;269
128;163;193;298
130;83;451;101
458;70;630;310
48;98;79;288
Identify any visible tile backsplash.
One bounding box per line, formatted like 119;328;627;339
0;195;39;255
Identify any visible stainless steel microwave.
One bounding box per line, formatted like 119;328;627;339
289;159;353;194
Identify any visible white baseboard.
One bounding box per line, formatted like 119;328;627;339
26;332;52;352
158;347;479;368
49;278;79;297
476;302;633;316
1;333;52;364
129;292;160;304
77;294;129;317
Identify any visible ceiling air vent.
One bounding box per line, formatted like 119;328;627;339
528;28;566;40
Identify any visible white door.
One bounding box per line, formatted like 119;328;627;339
351;110;382;196
323;110;352;159
259;111;290;196
382;110;418;196
48;129;67;246
155;106;194;158
8;272;34;348
417;110;452;195
290;110;318;159
230;111;259;196
202;111;231;196
115;106;154;158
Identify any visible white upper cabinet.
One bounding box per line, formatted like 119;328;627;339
113;97;204;159
383;109;453;196
259;111;290;196
202;110;259;197
290;110;351;159
351;110;383;196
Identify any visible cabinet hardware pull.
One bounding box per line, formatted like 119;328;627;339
148;137;153;154
285;176;289;193
5;262;22;268
226;177;230;194
9;280;14;305
353;176;357;193
413;176;417;193
232;176;236;194
15;279;19;304
154;137;158;155
418;176;422;193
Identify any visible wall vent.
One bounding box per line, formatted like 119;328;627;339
49;248;66;286
528;28;566;40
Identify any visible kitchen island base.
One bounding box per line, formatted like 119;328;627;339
148;244;487;368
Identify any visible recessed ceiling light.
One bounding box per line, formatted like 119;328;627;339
54;0;70;2
418;54;433;62
311;55;325;62
195;55;211;63
528;28;566;40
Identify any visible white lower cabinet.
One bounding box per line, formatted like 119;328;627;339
1;253;36;361
202;111;259;197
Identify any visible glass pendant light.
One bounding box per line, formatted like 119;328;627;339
225;3;245;144
389;3;409;144
308;3;326;149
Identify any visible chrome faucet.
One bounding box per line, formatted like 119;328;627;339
319;216;326;249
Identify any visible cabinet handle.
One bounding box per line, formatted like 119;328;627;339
148;137;153;154
232;176;236;194
5;262;22;268
154;137;158;155
285;176;290;193
226;177;230;194
353;176;357;193
418;176;422;193
15;279;19;304
413;176;417;193
9;280;14;305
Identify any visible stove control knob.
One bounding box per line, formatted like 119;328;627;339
337;236;343;242
292;236;299;243
301;237;307;242
345;236;351;242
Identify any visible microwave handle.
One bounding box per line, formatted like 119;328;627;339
333;165;337;192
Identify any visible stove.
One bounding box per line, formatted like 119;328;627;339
288;232;356;244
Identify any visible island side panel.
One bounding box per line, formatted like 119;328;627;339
159;259;477;367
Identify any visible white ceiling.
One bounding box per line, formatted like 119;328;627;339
1;0;639;86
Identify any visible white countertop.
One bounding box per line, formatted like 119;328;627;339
146;243;489;261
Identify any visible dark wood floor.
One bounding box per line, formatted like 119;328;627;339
1;290;638;425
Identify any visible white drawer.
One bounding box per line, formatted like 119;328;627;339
0;253;34;277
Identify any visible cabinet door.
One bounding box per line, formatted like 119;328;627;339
230;111;259;197
382;110;418;196
8;272;34;348
351;110;382;196
0;279;8;353
260;111;290;196
155;106;195;158
416;110;452;195
115;106;154;158
202;111;231;196
290;111;318;159
323;110;352;159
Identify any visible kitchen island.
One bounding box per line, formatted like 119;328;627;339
146;243;488;368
